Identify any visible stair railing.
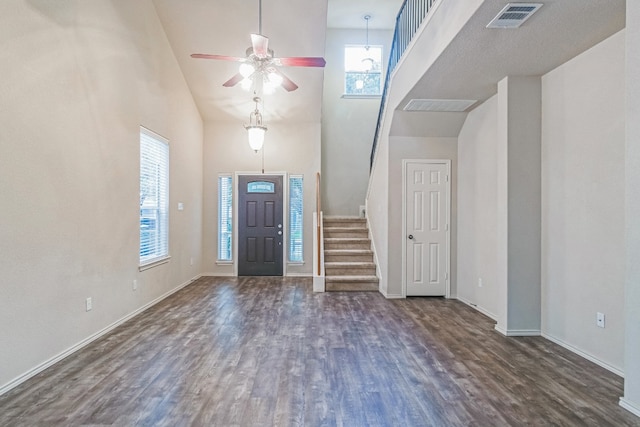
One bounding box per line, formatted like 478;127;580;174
316;172;321;276
313;172;325;291
370;0;439;169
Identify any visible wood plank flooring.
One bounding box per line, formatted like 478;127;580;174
1;276;638;426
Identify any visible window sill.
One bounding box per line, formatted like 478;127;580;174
341;94;382;99
139;256;171;271
287;261;305;266
216;260;233;265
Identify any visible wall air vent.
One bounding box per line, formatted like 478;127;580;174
487;3;543;29
403;99;477;112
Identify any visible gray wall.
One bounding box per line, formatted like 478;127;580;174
624;0;640;414
541;30;626;372
456;30;626;372
457;95;499;319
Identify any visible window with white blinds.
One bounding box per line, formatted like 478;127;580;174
218;175;233;261
289;175;304;262
139;127;169;266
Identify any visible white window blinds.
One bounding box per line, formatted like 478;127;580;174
289;175;304;262
218;175;233;261
139;127;169;265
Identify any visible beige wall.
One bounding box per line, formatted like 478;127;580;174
321;28;391;216
202;121;321;276
541;30;626;372
0;1;203;391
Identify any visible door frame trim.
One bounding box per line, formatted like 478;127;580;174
234;171;288;276
401;159;451;298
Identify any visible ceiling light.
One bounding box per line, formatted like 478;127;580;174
239;63;255;78
244;96;267;152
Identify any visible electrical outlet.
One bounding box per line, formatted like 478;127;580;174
86;297;92;312
597;312;605;328
133;280;137;291
478;277;483;288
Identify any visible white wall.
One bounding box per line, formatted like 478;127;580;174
321;28;391;216
0;1;203;392
457;95;499;319
202;122;321;276
541;30;626;372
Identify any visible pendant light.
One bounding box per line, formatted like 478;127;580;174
245;96;267;152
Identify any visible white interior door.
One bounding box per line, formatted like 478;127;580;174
404;160;450;296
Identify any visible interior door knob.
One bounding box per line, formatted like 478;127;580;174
408;234;414;239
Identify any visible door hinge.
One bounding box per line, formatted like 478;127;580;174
446;174;449;182
445;272;449;280
445;223;449;231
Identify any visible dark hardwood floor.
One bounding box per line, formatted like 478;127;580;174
1;276;638;426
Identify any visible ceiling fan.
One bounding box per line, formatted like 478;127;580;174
190;0;326;93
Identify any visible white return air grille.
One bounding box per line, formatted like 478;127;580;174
487;3;543;29
403;99;477;112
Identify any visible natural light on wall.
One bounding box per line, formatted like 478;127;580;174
344;45;383;96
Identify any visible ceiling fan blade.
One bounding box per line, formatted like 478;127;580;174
273;56;326;67
222;73;245;87
251;34;269;58
191;53;245;62
274;70;298;92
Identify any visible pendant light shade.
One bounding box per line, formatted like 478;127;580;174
245;96;267;152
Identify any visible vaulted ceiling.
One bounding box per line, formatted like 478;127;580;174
152;0;402;124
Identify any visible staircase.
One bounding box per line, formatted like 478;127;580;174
323;216;379;291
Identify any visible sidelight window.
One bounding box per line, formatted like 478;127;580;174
289;175;304;262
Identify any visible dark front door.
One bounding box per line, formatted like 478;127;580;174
238;175;283;276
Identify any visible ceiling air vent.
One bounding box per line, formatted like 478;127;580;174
403;99;477;112
487;3;543;29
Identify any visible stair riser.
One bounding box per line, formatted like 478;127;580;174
325;242;371;250
325;267;376;276
324;221;366;228
325;281;379;292
324;230;369;238
325;254;374;263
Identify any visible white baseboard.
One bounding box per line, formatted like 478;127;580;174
201;272;235;277
541;332;624;377
381;291;404;299
0;274;201;397
456;296;498;321
494;325;541;336
285;273;312;277
620;397;640;417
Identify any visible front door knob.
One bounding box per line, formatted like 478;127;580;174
408;234;414;240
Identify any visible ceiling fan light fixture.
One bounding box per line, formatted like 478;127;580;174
240;78;253;91
239;63;255;78
268;71;283;86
